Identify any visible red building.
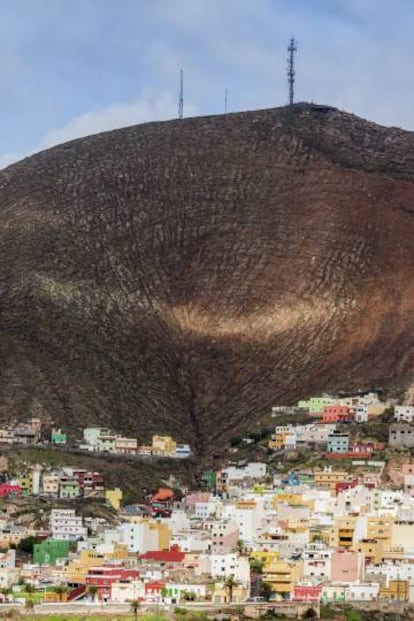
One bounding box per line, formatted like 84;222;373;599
145;581;166;600
138;548;185;564
72;470;104;496
321;405;353;424
293;585;322;602
0;484;21;497
85;565;140;600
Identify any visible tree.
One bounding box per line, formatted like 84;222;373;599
259;581;273;601
25;598;35;612
54;584;68;602
130;598;141;621
17;536;41;555
249;558;263;574
225;575;237;603
236;539;246;555
87;585;98;601
0;587;11;602
24;583;36;594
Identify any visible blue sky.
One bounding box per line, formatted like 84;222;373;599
1;0;414;168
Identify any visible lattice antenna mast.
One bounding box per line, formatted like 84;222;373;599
178;69;184;119
224;88;228;114
287;38;297;105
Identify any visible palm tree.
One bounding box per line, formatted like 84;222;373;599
25;598;35;612
87;584;98;602
236;539;246;555
130;598;141;620
225;575;237;603
0;587;11;602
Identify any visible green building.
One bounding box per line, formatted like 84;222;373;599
201;470;216;492
59;477;80;499
33;539;69;565
51;428;67;444
297;396;333;414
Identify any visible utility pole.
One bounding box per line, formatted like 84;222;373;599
178;69;184;119
287;37;297;105
224;88;228;114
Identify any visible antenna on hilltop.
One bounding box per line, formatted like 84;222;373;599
287;37;297;105
178;69;184;120
224;88;228;114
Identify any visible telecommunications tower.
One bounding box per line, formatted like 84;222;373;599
287;38;297;105
178;69;184;119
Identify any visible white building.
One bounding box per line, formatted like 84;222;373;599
303;545;332;581
221;462;267;482
355;405;369;423
111;579;145;603
223;499;265;543
394;405;414;423
118;521;160;554
210;553;250;585
50;509;87;541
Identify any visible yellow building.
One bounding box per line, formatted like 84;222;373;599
150;521;171;550
367;516;393;547
65;551;106;584
380;579;408;601
353;538;384;565
330;516;358;549
42;473;60;495
152;435;177;456
64;545;128;584
212;581;250;604
250;551;280;566
18;472;33;492
262;558;303;597
272;493;304;509
269;431;288;451
105;488;123;511
314;469;350;491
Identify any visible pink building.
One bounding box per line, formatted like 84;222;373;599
322;406;353;424
331;550;365;583
293;585;322;602
211;520;239;553
185;492;211;508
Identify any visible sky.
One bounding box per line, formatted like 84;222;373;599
1;0;414;168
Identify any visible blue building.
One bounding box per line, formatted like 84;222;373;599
327;431;349;453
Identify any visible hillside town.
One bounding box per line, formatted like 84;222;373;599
0;392;414;617
0;419;192;460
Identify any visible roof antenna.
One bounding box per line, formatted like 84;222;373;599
178;69;184;119
224;88;228;114
287;38;297;105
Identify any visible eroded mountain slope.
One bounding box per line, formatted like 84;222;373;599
1;103;414;452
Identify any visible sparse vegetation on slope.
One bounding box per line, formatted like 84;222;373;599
1;103;414;453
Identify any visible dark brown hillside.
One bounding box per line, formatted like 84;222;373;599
1;102;414;454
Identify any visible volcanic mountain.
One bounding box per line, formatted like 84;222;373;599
1;102;414;453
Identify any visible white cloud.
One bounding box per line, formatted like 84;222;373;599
39;91;189;150
0;91;197;169
0;152;21;169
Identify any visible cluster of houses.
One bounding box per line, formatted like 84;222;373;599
79;428;192;459
269;423;385;459
2;393;414;612
3;451;414;608
267;392;388;458
0;417;193;461
276;391;388;423
0;463;117;503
